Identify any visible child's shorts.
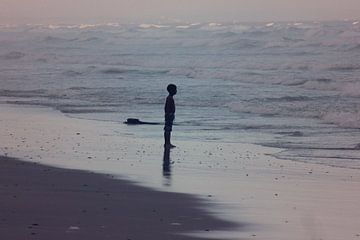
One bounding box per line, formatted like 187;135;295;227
164;114;174;132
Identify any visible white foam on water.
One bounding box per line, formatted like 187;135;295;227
79;24;99;29
208;23;222;27
139;23;169;29
48;24;62;30
176;25;190;29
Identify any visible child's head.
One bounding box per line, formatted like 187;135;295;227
167;84;177;96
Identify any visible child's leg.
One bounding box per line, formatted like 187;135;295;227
164;131;170;145
164;131;175;148
164;114;175;148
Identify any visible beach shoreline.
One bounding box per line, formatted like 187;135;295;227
1;104;360;240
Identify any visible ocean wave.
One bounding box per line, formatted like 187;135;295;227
80;37;103;42
276;131;304;137
301;78;340;91
46;24;121;30
340;81;360;97
43;36;78;43
268;147;360;169
280;79;308;86
176;25;191;29
226;39;261;49
282;36;305;43
101;68;131;74
168;68;197;78
48;24;62;30
264;96;313;102
0;89;47;98
272;78;333;89
327;64;360;71
36;58;48;63
228;24;251;33
62;70;84;76
227;98;329;120
227;102;283;116
68;87;92;90
214;31;238;38
100;68;169;75
321;111;360;128
228;95;360;130
346;44;360;51
209;23;222;27
1;51;26;60
139;24;169;29
200;23;227;31
78;24;99;29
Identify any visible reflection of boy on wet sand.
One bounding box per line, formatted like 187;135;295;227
164;84;177;148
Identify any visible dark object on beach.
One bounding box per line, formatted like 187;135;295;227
124;118;160;125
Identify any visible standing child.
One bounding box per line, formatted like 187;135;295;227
164;84;177;148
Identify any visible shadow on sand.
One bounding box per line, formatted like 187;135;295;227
0;156;248;240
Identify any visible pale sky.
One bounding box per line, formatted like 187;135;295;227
0;0;359;23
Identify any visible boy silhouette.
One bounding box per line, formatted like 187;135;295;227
164;84;177;148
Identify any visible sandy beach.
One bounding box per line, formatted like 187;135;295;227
1;104;360;240
0;156;239;240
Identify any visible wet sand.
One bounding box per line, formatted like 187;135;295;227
0;156;240;240
1;104;360;240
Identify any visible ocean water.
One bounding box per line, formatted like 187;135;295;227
1;21;360;168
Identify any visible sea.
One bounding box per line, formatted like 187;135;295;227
1;20;360;169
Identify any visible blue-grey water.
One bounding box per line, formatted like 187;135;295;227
1;21;360;168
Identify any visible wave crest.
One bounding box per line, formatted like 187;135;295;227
1;51;26;60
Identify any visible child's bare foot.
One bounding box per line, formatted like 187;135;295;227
164;144;176;148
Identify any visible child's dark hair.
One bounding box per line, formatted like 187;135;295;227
167;84;177;95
